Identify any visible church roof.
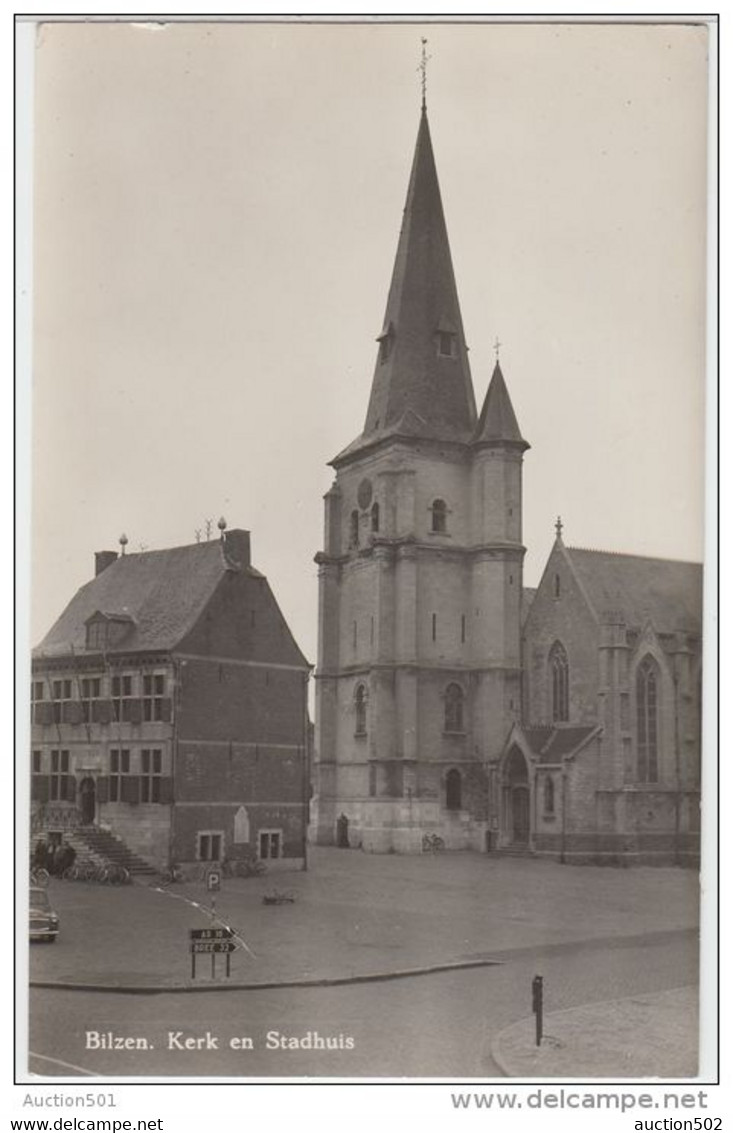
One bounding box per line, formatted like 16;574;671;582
34;533;263;658
474;361;528;448
524;724;600;763
333;107;477;465
565;547;703;634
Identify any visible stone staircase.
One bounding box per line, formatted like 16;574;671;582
70;826;157;877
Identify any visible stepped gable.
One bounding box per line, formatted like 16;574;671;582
565;547;703;634
34;533;257;658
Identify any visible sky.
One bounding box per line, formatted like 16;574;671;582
27;18;710;665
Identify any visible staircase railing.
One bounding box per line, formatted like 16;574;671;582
31;805;84;833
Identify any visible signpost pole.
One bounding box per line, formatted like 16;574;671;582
192;952;196;980
211;952;215;979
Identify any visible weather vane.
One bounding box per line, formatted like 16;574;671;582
418;38;431;109
555;516;563;539
494;336;502;362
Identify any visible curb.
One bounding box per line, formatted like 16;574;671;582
30;956;504;995
488;986;697;1080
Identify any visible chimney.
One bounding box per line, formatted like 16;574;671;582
223;529;251;570
95;550;118;576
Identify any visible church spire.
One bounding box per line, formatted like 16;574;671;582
337;104;477;463
474;359;528;450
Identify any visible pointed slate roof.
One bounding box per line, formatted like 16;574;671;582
564;547;703;634
334;108;477;464
474;361;528;448
523;724;601;763
33;534;263;658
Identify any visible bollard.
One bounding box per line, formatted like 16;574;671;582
532;974;543;1046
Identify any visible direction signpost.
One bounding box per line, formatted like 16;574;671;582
190;927;236;979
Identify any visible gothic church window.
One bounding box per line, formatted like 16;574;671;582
444;683;464;733
446;768;462;810
430;498;447;533
549;641;569;723
355;684;367;736
636;656;659;783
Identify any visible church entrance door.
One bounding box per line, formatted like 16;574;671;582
511;785;530;844
80;777;96;826
503;745;531;848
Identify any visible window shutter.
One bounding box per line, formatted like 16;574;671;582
64;701;83;725
159;698;173;723
93;700;113;724
35;702;54;726
158;776;174;804
96;777;109;803
31;775;50;802
121;776;140;804
125;699;143;725
63;775;77;802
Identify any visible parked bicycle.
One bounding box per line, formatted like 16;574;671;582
421;832;445;853
161;864;185;885
30;867;50;887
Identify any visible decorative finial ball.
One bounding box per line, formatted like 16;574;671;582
119;533;128;547
218;516;227;532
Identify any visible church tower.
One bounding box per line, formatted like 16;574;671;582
312;98;529;852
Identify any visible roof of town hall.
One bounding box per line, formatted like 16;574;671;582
563;545;703;634
32;533;281;660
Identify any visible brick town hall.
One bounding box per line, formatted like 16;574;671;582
310;97;702;865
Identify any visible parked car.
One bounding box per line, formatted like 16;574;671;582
29;886;59;943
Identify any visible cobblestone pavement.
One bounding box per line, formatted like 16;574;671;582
29;846;700;989
492;986;699;1079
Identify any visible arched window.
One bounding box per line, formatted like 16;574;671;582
430;498;447;534
446;768;462;810
549;641;569;722
349;510;360;549
637;656;659;783
355;684;367;736
371;502;380;532
543;775;555;815
444;683;464;733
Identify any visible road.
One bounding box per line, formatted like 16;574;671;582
28;929;697;1078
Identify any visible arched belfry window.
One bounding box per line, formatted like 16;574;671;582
549;641;569;723
349;510;360;549
446;768;462;810
636;656;659;783
355;684;367;736
430;499;447;534
371;502;380;533
444;683;464;733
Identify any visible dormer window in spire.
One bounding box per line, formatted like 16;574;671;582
377;322;395;365
436;317;458;359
